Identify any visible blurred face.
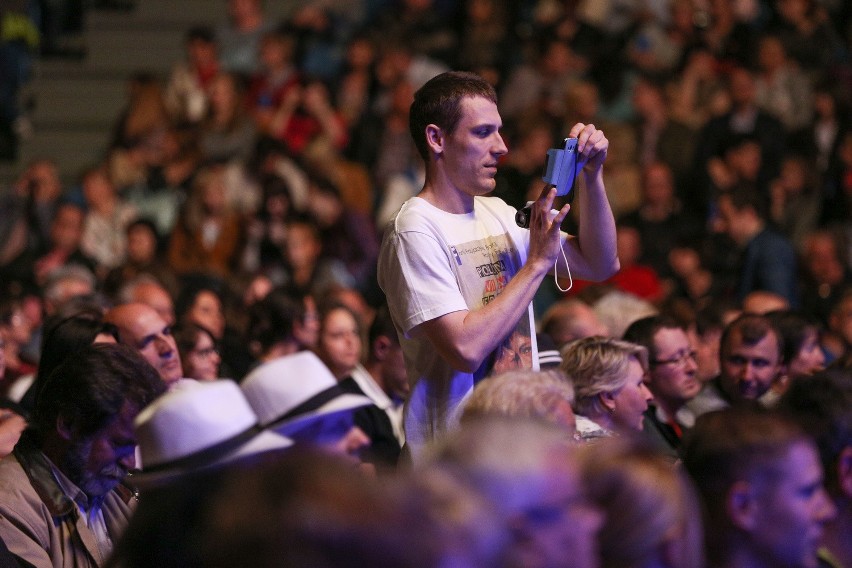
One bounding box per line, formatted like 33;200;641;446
185;331;220;381
788;328;824;377
126;225;157;264
749;442;836;568
830;298;852;346
515;456;603;568
382;341;409;399
62;402;138;498
188;291;225;339
610;357;653;431
649;327;701;407
720;330;782;401
51;204;84;251
319;308;361;379
439;96;508;198
294;296;320;350
285;224;321;271
642;163;674;205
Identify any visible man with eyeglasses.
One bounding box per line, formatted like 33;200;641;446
686;313;785;419
624;315;702;460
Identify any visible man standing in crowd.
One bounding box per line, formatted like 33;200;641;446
378;71;618;459
105;302;183;387
623;315;702;459
687;313;785;417
0;343;165;567
683;408;836;568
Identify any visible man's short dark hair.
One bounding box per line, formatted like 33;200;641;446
682;408;809;562
720;313;780;359
622;315;684;364
409;71;497;161
34;343;165;439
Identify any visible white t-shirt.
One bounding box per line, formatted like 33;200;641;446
378;195;539;460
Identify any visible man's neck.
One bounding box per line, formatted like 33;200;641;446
418;174;475;215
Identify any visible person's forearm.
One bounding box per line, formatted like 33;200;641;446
414;261;549;373
573;168;619;280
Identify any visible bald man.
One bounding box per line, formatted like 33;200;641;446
105;302;182;386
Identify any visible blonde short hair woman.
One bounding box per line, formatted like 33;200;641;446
560;337;652;440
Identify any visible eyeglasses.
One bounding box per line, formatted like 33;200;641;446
193;347;219;358
651;350;696;368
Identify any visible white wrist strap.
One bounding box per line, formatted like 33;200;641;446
554;241;573;293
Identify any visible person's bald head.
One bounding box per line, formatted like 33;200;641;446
105;303;182;386
120;278;175;326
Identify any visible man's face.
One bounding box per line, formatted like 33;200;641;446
648;327;701;407
62;402;138;498
749;441;836;568
117;306;182;385
720;330;782;401
439;96;508;198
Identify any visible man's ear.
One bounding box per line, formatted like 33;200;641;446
837;446;852;498
425;124;444;155
372;336;392;362
726;480;758;531
56;415;74;442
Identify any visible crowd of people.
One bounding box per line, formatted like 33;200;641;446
0;0;852;566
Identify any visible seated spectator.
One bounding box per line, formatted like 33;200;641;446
198;72;257;164
764;310;825;399
778;369;852;568
0;343;165;567
460;369;577;436
245;287;312;366
280;215;355;299
168;166;245;280
79;166;137;276
341;305;407;446
418;416;603;568
0;158;63;268
687;313;785;417
164;26;220;127
240;351;372;464
314;302;401;467
682;407;836;568
172;323;221;382
3;201;97;290
103;218;179;300
582;436;704;568
106;302;183;387
246;26;300;136
798;229;849;329
623;315;701;459
540;298;610;349
117;276;176;327
19;308;118;414
560;336;653;441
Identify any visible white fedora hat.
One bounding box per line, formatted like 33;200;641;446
241;351;372;437
134;379;292;485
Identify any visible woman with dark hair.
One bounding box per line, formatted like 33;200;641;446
20;309;119;415
173;322;221;382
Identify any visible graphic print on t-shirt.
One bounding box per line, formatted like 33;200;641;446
448;232;533;377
